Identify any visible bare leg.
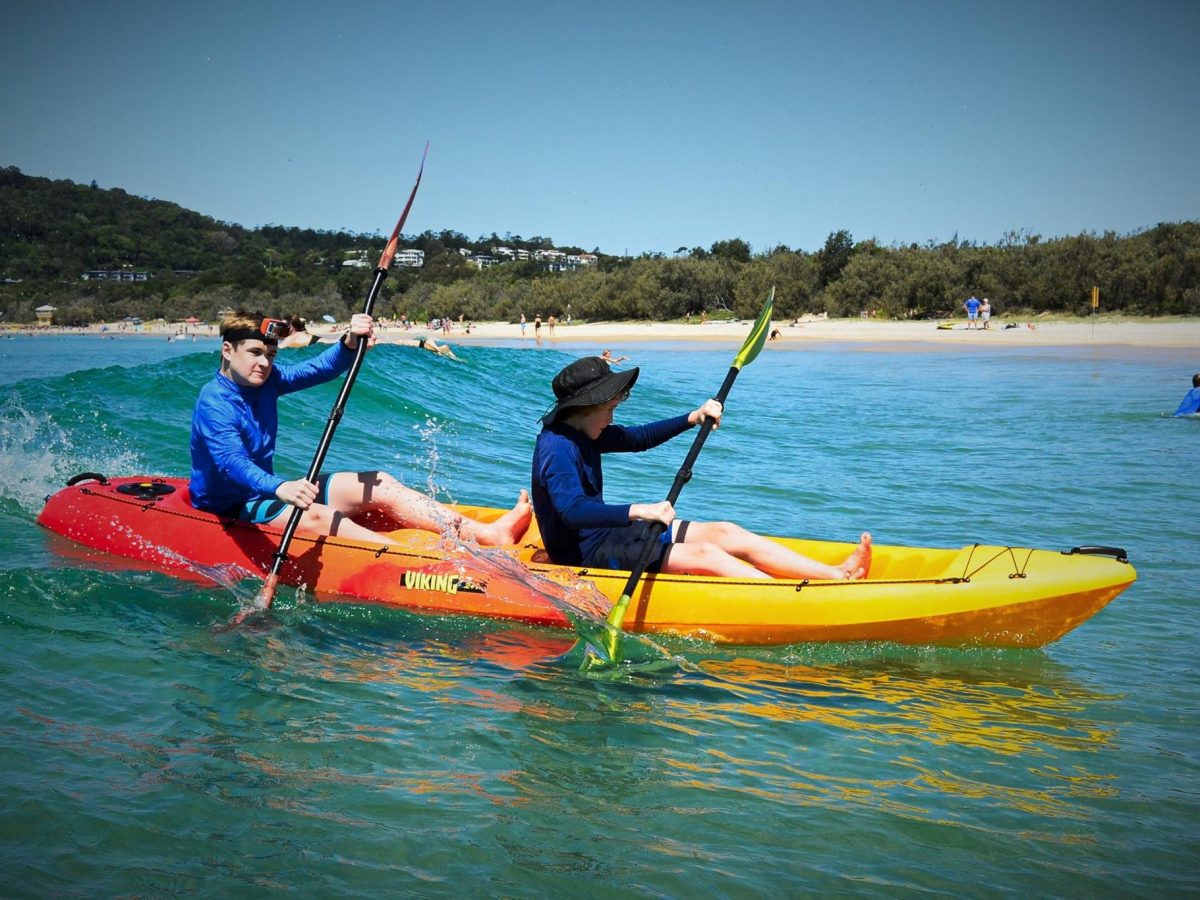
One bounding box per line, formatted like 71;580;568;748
679;521;871;580
321;471;531;546
660;542;772;579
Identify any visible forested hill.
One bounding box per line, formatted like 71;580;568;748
1;164;1197;326
0;165;385;278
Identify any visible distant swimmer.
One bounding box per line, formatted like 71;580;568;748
599;349;629;365
277;316;321;349
407;336;459;361
1172;373;1200;417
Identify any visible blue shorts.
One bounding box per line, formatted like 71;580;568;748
235;473;332;524
967;310;978;320
583;520;689;573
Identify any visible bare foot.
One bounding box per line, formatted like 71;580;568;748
839;532;872;580
475;489;532;545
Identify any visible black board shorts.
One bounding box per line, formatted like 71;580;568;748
582;520;689;573
233;473;332;524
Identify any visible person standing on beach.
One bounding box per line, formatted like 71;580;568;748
520;313;527;336
534;315;542;342
980;298;992;329
189;310;530;546
530;356;872;580
963;295;982;329
1172;373;1200;416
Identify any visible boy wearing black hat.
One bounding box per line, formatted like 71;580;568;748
531;357;871;580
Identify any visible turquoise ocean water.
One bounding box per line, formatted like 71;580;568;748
0;332;1196;895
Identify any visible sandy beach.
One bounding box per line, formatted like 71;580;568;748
10;315;1200;349
431;316;1200;349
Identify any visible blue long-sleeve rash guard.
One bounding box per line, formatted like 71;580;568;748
1173;387;1200;417
531;414;693;565
189;341;354;513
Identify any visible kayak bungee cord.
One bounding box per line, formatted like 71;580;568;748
245;143;430;620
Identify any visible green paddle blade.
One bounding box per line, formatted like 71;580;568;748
732;286;775;370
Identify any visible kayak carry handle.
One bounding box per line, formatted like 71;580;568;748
66;472;109;487
1064;545;1129;564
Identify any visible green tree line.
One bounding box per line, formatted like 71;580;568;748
2;166;1197;327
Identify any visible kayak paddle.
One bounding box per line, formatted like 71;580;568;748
586;287;775;667
251;143;429;615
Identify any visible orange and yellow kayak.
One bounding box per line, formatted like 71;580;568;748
37;475;1135;647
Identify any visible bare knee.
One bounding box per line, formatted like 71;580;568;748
665;541;751;577
328;470;402;508
687;520;753;550
296;503;337;535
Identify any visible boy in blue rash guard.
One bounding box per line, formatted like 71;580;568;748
531;357;872;580
190;310;531;546
1172;373;1200;416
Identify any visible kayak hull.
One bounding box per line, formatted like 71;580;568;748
37;476;1136;647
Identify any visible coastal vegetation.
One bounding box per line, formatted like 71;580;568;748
2;166;1197;326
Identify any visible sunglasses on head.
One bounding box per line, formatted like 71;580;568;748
259;318;293;340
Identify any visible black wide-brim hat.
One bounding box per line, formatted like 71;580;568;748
541;356;639;425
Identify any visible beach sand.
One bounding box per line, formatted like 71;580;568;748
388;315;1200;349
14;315;1200;349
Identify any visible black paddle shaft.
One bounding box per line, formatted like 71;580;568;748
615;364;741;598
265;265;388;578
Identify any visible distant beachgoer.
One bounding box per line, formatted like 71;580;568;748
520;313;527;336
980;298;992;329
548;315;557;336
599;349;629;365
963;296;982;329
769;329;782;340
534;315;542;341
1172;373;1200;416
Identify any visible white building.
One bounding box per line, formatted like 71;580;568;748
394;248;425;267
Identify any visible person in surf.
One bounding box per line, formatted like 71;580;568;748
1172;373;1200;417
189;310;531;546
530;356;871;580
276;315;321;348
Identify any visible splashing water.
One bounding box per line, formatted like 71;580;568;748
410;415;454;501
436;532;690;677
0;395;140;513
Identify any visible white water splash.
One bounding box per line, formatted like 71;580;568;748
403;415;459;503
0;394;139;514
437;532;687;672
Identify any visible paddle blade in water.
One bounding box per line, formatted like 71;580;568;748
732;286;775;371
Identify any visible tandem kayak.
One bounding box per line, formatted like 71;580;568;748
37;474;1136;648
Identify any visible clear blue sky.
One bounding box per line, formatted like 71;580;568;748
3;0;1197;256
